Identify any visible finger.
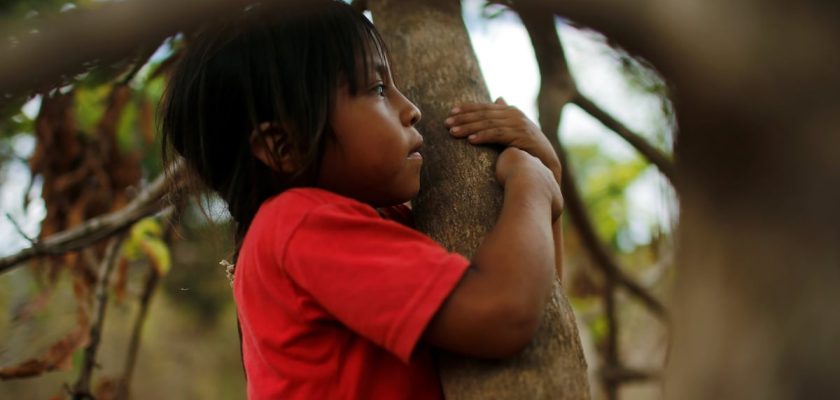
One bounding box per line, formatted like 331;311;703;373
449;118;515;137
495;97;508;106
466;127;514;145
445;109;511;127
450;103;509;115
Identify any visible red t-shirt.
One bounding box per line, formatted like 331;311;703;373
233;188;470;399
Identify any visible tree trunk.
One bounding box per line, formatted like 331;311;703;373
368;1;590;398
520;1;840;398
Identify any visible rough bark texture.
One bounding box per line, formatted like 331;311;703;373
369;1;590;398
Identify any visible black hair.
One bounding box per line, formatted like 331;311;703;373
161;0;388;258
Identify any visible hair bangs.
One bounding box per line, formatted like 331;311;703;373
321;5;390;96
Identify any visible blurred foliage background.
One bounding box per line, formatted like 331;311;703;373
0;0;676;399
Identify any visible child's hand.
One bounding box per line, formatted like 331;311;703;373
496;147;564;222
445;97;562;185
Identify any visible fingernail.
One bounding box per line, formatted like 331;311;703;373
451;127;460;133
451;107;461;114
444;117;453;125
468;134;476;141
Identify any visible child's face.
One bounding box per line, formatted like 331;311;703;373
317;61;423;206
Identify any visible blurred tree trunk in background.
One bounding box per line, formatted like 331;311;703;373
369;1;590;398
661;3;840;398
520;0;840;398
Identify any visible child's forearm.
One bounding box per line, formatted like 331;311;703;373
472;175;556;325
422;174;557;358
423;149;561;358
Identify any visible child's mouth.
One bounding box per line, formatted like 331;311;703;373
407;138;423;160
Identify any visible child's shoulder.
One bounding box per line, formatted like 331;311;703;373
259;187;376;219
269;187;349;206
246;188;377;251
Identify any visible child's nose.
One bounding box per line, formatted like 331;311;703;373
405;105;421;127
398;91;422;127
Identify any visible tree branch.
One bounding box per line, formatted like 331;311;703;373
572;93;675;182
0;161;184;274
562;153;668;319
0;0;259;97
5;212;36;244
517;6;668;319
515;0;659;68
71;234;126;399
513;1;675;182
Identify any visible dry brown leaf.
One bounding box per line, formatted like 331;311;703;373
0;323;88;379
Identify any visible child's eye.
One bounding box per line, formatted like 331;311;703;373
373;84;386;97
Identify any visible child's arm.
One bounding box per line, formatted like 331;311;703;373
421;98;565;358
423;146;562;358
444;98;566;282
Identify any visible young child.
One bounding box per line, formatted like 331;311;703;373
161;1;563;399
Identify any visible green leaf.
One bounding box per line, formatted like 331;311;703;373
73;84;110;134
131;217;163;238
139;238;171;276
120;217;171;275
71;348;84;371
116;99;137;153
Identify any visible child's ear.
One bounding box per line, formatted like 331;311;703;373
249;122;297;174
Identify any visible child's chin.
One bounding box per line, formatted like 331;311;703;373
407;183;420;200
388;179;420;204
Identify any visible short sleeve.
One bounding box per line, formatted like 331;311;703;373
283;202;469;363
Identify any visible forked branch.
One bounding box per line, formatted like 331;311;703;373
517;5;667;319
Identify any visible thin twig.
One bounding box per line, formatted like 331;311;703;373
517;5;668;319
572;94;676;182
71;234;127;399
114;266;158;400
0;160;184;274
562;170;667;319
5;212;37;245
114;205;180;400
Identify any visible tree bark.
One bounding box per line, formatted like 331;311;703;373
368;1;590;398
